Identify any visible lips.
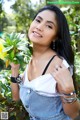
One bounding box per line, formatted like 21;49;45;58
32;31;42;37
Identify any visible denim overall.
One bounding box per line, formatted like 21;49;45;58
19;55;72;120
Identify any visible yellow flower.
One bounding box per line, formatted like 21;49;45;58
0;38;7;60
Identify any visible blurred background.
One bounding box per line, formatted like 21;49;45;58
0;0;80;120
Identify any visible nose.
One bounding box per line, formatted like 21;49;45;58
36;23;44;31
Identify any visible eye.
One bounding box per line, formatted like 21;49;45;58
35;18;41;23
46;25;53;29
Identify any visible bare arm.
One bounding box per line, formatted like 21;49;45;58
10;63;20;101
11;83;20;101
62;98;80;119
52;63;80;119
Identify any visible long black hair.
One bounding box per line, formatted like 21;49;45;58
33;5;77;91
34;5;74;66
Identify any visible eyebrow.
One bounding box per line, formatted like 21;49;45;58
36;16;56;27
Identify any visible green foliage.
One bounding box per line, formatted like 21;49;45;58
0;70;29;120
0;2;8;32
0;32;31;119
1;32;31;67
0;34;31;120
11;0;35;34
74;52;80;97
75;53;80;82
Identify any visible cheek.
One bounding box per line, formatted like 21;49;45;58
28;22;34;32
45;31;57;40
28;24;34;37
29;25;32;33
50;30;58;40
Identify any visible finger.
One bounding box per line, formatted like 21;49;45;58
55;65;59;71
55;64;63;71
53;65;59;72
60;63;67;69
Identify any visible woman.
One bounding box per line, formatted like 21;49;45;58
10;5;80;120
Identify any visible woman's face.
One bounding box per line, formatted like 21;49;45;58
28;10;58;46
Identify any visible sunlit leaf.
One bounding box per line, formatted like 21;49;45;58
3;46;13;52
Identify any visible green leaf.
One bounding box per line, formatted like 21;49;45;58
17;46;28;51
3;46;13;52
8;51;15;61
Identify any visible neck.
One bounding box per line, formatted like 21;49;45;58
32;44;52;59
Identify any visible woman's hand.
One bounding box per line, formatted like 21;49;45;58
10;63;20;77
52;63;75;94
